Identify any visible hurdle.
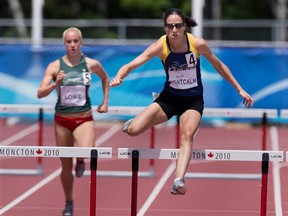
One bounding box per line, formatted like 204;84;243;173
280;109;288;119
0;145;112;216
0;146;284;216
77;106;156;178
0;105;46;175
174;108;278;180
0;104;279;180
96;106;156;178
119;148;284;216
0;104;156;178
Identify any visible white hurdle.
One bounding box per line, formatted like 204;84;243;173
0;104;280;180
0;104;156;178
0;106;45;175
280;109;288;119
175;108;278;180
118;148;283;161
118;148;283;216
0;146;284;216
0;146;112;158
0;145;112;216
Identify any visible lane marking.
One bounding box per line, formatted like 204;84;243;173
137;161;176;216
0;123;38;146
95;123;122;146
0;168;61;215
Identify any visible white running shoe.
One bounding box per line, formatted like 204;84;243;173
152;92;159;100
122;118;133;133
170;179;186;195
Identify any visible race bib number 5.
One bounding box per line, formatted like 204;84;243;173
82;71;91;85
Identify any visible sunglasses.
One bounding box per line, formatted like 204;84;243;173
165;23;185;29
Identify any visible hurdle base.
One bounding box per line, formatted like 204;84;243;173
0;165;44;176
185;172;262;180
75;167;155;178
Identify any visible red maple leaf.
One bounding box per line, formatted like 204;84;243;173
207;152;214;158
36;149;42;154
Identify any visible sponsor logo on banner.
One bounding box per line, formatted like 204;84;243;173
99;151;111;155
119;151;131;156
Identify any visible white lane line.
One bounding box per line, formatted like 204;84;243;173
0;125;120;215
270;126;282;216
0;123;38;146
95;123;122;146
0;168;61;215
137;161;176;216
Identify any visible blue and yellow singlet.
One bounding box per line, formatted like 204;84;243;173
160;33;203;97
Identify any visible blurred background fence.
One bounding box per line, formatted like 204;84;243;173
1;18;288;43
0;0;287;118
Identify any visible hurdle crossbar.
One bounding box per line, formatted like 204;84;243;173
118;148;283;162
81;169;155;178
0;146;112;158
119;148;283;181
280;109;288;119
0;104;279;118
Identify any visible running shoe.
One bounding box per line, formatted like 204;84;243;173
170;179;186;195
122;118;133;133
75;161;85;178
62;200;73;216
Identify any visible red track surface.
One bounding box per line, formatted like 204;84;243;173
1;121;288;216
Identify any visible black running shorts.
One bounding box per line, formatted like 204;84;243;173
154;90;204;120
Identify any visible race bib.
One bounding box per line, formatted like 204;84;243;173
82;71;91;85
60;85;86;106
168;67;198;89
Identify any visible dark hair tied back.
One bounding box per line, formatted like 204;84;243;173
163;8;197;28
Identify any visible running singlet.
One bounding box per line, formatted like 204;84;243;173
160;33;203;97
55;56;92;113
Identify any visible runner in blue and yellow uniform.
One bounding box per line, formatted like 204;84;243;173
37;27;109;216
110;8;254;196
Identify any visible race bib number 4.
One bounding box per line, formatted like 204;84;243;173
185;53;197;67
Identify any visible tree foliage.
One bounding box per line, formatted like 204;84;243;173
0;0;277;19
220;0;273;19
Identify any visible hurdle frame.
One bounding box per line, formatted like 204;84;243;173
0;107;44;176
119;148;283;216
0;105;280;180
175;108;278;180
0;146;284;216
0;104;156;178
